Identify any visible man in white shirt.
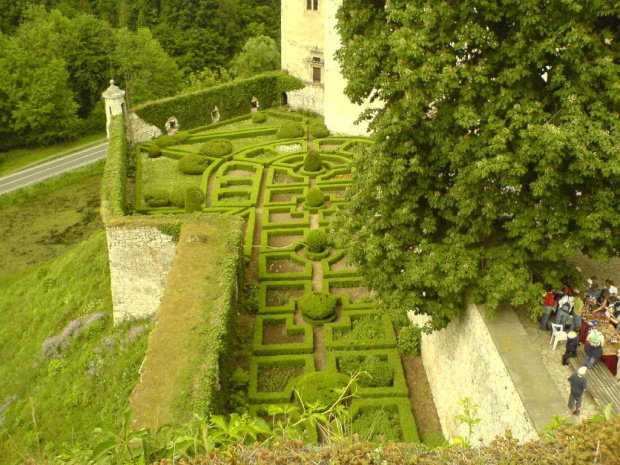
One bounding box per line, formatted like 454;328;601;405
555;292;574;327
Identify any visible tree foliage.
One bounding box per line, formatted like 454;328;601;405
335;0;620;329
230;35;281;79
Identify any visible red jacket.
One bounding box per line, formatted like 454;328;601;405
543;292;556;307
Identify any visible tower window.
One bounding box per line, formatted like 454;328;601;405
306;0;318;10
313;67;321;83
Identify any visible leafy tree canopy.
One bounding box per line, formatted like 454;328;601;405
230;35;281;79
335;0;620;330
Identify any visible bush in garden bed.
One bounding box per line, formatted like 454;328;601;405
185;187;204;213
199;139;234;157
294;371;352;407
309;122;330;138
337;354;393;388
349;398;419;443
248;354;315;403
258;280;313;314
304;150;322;172
171;131;191;143
147;145;162;158
305;229;328;253
252;112;267;123
298;291;337;326
326;350;409;399
169;187;186;208
258;252;312;281
324;311;397;351
152;134;176;148
305;186;325;207
253;315;313;355
178;154;210;174
144;189;170;207
276;121;305;139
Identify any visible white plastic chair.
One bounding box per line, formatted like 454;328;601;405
550;323;568;350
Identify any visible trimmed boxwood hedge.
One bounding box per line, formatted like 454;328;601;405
253;315;313;355
258;280;313;314
133;72;303;132
262;206;309;230
305;187;325;207
305;229;328;253
260;227;309;253
349;398;420;443
101;116;127;221
185;187;204;213
199;139;234;157
178;154;210;174
309;122;330;138
144;189;170;207
324;310;397;351
147;145;162;158
258;252;313;281
294;371;351;407
298;291;337;326
248;354;315;403
276;121;305;139
303;150;322;172
252;112;267;123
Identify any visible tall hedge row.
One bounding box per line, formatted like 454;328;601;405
101;116;127;222
133;72;303;132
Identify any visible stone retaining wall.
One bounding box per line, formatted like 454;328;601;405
106;226;177;323
287;85;325;116
409;305;539;444
128;112;162;145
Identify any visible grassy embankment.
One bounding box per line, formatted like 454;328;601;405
0;166;151;463
0;133;106;178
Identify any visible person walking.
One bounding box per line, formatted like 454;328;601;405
567;366;588;415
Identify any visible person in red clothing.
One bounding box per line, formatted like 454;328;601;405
540;285;556;331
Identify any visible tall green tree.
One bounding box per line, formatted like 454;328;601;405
335;0;620;329
230;35;280;78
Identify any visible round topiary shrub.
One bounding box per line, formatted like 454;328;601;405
147;145;161;158
172;131;191;143
309;122;330;138
276;121;305;139
305;186;325;207
397;324;422;356
298;290;337;325
199;139;233;157
152;135;176;148
178;154;210;174
306;229;328;253
303;150;322;172
252;112;267;124
185;187;204;213
294;371;351;407
169;188;186;208
144;189;170;207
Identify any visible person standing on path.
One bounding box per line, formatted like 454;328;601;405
567;366;588;415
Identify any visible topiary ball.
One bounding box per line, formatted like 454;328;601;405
185;187;204;213
298;290;337;325
309;122;330;138
294;371;351;407
199;139;234;157
304;150;322;172
144;189;170;207
178;154;210;174
169;188;186;208
172;131;191;143
306;229;328;253
252;112;267;124
305;187;325;207
147;145;161;158
276;121;305;139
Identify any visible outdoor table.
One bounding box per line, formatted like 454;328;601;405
581;314;619;376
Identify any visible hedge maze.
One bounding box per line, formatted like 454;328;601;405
134;110;419;442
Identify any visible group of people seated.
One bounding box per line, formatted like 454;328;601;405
540;276;620;369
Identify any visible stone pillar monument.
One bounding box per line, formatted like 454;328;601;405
102;80;126;138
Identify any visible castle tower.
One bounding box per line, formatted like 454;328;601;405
281;0;373;135
102;80;126;138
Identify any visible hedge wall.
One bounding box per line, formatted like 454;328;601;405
133;72;303;132
101;116;127;222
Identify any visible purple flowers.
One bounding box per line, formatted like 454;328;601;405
41;312;106;358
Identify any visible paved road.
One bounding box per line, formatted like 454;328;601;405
0;141;108;195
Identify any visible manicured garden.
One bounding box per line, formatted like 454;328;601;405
133;110;419;442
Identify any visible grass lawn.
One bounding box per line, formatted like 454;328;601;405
140;153;202;197
0;133;106;178
0;231;151;463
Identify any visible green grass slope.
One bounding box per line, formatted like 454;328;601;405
0;231;151;463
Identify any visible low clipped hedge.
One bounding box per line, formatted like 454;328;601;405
322;250;359;278
294;371;351;407
152;134;176;148
276;122;305;139
172;131;191;143
101;116;127;221
199;139;234;157
305;187;325;207
253;315;313;355
144;189;170;207
147;145;162;158
178;154;210;174
133;72;303;131
337;354;393;388
258;280;313;314
185;187;204;213
260;227;309;253
248;355;315;403
258;252;312;281
324;311;397;351
303;150;322;172
262;206;308;230
298;291;337;326
252;112;267;123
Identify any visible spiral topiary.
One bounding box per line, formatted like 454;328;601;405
178;154;210;174
276;121;305;139
304;150;322;172
305;187;325;207
298;291;337;325
199;139;234;157
306;229;328;253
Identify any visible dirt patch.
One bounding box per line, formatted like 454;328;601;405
273;173;297;184
319;144;341;151
268;234;303;249
330;257;357;272
331;287;371;304
226;169;254;177
313;326;327;371
334;305;343;322
262;321;304;344
269;212;302;223
267;259;305;273
270;193;296;202
266;288;305;307
401;354;441;440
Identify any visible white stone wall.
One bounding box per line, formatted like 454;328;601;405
287;85;325;115
128;112;162;145
106;226;178;323
409;305;539;445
